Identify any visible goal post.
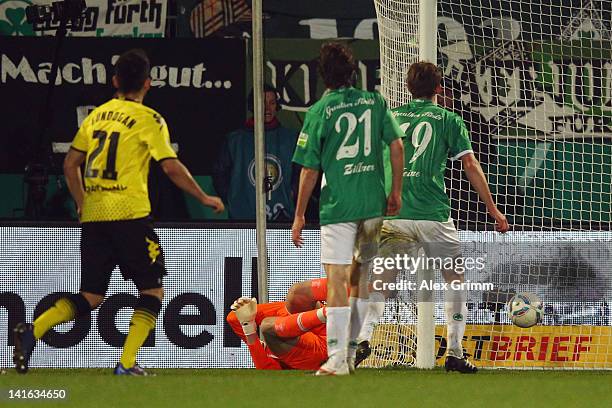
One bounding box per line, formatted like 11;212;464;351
415;0;437;370
251;0;269;303
373;0;420;109
373;0;437;370
418;0;437;63
372;0;612;370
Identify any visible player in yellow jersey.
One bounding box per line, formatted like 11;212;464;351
13;49;224;376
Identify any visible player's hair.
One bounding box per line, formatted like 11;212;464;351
406;61;442;99
114;49;151;94
247;84;280;112
318;42;357;89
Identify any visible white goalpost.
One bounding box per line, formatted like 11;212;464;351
415;0;437;370
252;0;269;304
372;0;612;370
372;0;437;370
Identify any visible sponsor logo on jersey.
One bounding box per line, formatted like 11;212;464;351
394;110;443;121
85;184;127;193
453;313;464;321
145;237;161;265
297;132;309;147
324;97;375;119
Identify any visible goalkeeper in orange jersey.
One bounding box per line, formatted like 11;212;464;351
226;279;328;370
227;278;379;370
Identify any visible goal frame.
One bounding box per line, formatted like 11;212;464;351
414;0;438;370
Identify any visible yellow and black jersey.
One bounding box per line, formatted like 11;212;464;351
71;98;177;222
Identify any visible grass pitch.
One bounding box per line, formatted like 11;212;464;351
1;368;610;408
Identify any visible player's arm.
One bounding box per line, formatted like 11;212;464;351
63;148;87;217
292;166;319;247
244;337;283;370
461;153;509;232
381;100;405;216
448;113;508;232
228;297;282;370
160;159;224;213
291;111;323;248
387;138;404;216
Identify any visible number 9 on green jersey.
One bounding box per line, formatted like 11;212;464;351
386;98;474;222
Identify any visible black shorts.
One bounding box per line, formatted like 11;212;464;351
80;217;166;295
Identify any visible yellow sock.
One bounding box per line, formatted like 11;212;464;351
33;298;76;339
119;310;157;368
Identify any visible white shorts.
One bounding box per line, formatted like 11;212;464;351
379;218;461;261
320;217;383;265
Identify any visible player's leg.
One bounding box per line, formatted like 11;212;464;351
286;278;327;313
265;327;328;370
13;222;113;374
320;263;351;374
286;278;354;314
227;301;289;345
284;332;328;370
354;219;418;366
272;307;327;338
347;217;383;370
115;286;163;376
351;290;386;367
348;260;370;364
112;218;165;376
317;222;358;375
419;220;476;373
260;317;299;356
227;301;289;343
30;292;102;342
260;311;327;370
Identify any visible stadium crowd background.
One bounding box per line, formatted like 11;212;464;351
0;0;564;228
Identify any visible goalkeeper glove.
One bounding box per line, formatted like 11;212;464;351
231;297;258;336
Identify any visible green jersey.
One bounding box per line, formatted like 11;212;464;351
293;87;403;225
390;99;473;222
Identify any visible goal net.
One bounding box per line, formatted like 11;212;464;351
368;0;612;369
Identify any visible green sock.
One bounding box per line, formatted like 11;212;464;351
33;298;76;339
119;310;157;368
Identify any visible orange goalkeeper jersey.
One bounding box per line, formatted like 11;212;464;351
227;302;327;370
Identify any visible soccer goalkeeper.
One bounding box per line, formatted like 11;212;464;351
226;279;329;370
227;278;379;370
